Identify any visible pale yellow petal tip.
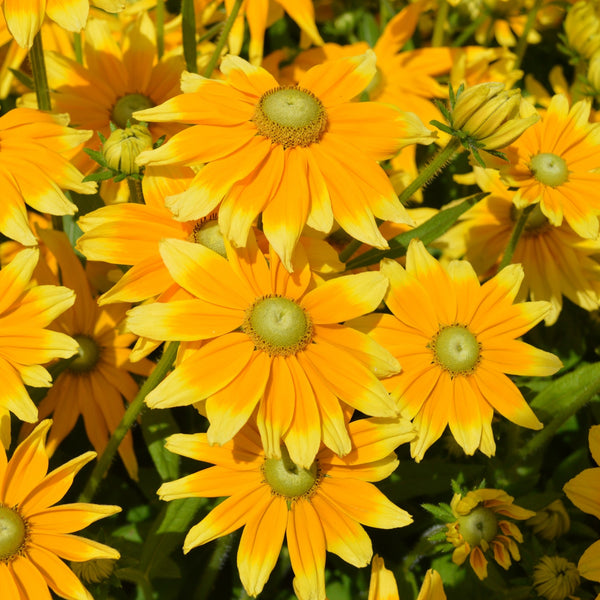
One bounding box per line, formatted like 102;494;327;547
220;54;254;77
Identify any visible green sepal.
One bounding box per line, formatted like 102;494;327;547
421;502;456;523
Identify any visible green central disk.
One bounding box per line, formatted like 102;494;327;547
70;335;101;373
112;93;155;129
263;447;318;498
0;506;26;560
530;152;569;187
434;325;480;375
261;88;322;128
458;506;499;547
249;297;309;350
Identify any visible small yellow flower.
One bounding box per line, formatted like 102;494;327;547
527;500;571;541
533;556;580;600
445;488;535;580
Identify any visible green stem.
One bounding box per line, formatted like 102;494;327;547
30;31;51;111
78;341;179;503
513;0;543;72
339;137;463;263
156;0;165;60
73;32;83;65
451;12;488;47
203;0;244;78
497;204;534;271
127;177;145;204
195;535;235;600
432;0;448;47
182;0;198;73
198;20;226;45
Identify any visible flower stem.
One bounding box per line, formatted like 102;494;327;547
182;0;198;73
30;31;51;111
73;32;83;64
432;0;448;47
127;177;145;204
513;0;543;72
203;0;244;78
78;341;179;503
451;12;487;47
497;204;534;271
156;0;165;60
338;137;463;263
196;534;235;600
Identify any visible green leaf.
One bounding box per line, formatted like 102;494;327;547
8;68;34;90
345;192;487;270
140;408;180;482
421;503;455;523
357;11;379;46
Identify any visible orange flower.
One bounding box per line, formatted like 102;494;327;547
158;418;414;600
0;420;121;599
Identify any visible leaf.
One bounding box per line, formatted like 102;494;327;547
421;502;455;523
140;407;180;481
346;192;488;270
357;10;379;46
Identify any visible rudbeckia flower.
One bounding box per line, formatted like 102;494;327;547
1;0;125;49
134;51;435;271
20;229;154;480
500;94;600;240
564;424;600;586
157;417;414;600
446;167;600;325
0;107;96;246
353;239;562;461
126;232;401;468
0;247;78;448
445;488;535;580
0;420;121;599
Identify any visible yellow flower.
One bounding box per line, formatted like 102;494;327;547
445;488;535;580
126;231;401;468
533;556;580;600
19;229;154;480
500;94;600;240
0;107;96;246
368;555;446;600
527;500;571;541
1;0;125;48
0;420;121;599
134;51;434;271
0;247;78;448
158;418;414;600
353;239;562;461
564;424;600;585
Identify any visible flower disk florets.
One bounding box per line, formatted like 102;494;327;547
69;334;101;373
242;295;313;357
253;86;328;148
0;505;27;562
429;324;481;376
530;153;570;187
262;446;321;500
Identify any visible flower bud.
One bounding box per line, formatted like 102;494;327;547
452;82;539;149
533;556;580;600
102;124;153;175
527;499;570;541
71;558;117;584
564;1;600;60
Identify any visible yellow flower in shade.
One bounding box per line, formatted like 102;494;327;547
19;229;154;480
445;488;535;580
1;0;124;48
34;12;184;173
0;247;78;448
474;0;542;48
563;0;600;61
500;94;600;240
126;232;401;468
446;167;600;325
0;420;121;599
134;51;435;271
353;239;562;461
0;107;96;246
564;424;600;586
527;500;571;541
533;556;580;600
368;555;446;600
158;418;414;600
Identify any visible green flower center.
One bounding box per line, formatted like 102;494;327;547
253;86;328;148
188;216;226;258
510;203;550;234
242;295;313;357
529;152;569;187
430;325;481;376
458;506;499;547
262;446;319;499
112;93;155;129
0;506;26;562
70;335;101;373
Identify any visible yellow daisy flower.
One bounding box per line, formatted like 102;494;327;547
447;167;600;325
368;555;446;600
19;229;154;480
353;239;562;461
1;0;125;48
500;94;600;240
158;417;414;600
0;107;96;246
134;51;435;270
0;247;78;448
0;420;121;599
564;424;600;586
445;488;535;580
125;231;401;468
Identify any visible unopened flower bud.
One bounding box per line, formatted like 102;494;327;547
452;82;539;149
564;1;600;60
527;499;570;541
103;125;153;175
533;556;580;600
71;558;117;584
